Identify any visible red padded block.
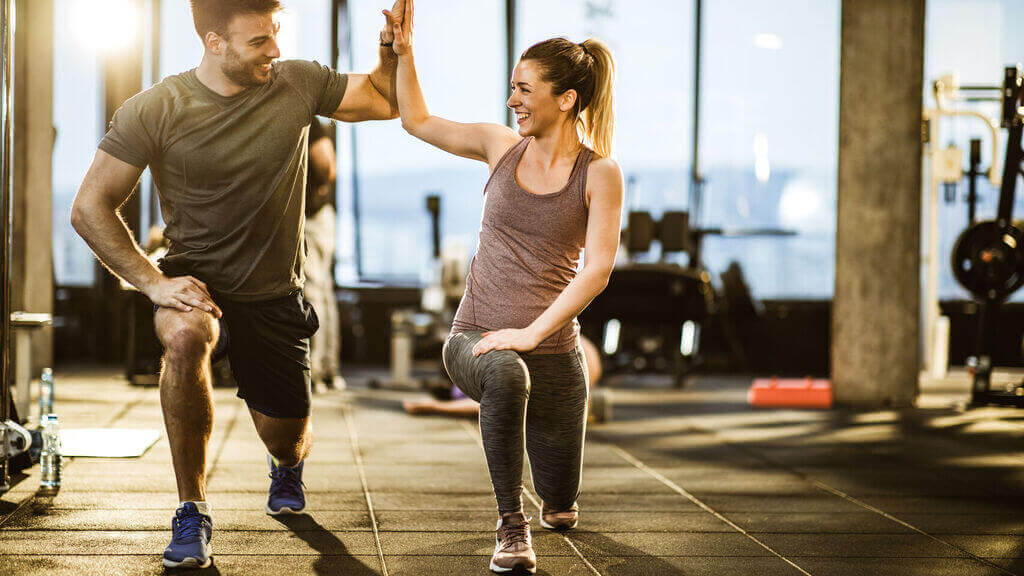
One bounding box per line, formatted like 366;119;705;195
747;377;833;409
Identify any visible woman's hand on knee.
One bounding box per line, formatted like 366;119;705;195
472;328;540;356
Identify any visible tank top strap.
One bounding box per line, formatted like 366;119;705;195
492;137;532;179
571;147;596;209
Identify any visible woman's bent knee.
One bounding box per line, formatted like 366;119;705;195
483;351;530;399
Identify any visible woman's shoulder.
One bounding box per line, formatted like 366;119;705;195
585;155;623;184
492;131;526;155
583;155;623;206
486;133;528;171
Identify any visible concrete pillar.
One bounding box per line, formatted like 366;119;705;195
12;0;54;372
832;0;925;408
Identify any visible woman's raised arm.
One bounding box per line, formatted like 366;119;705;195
388;0;518;165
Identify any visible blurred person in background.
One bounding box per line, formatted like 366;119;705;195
304;119;344;392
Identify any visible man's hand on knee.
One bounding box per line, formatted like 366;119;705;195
147;275;222;318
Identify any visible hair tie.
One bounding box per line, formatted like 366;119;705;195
579;43;592;59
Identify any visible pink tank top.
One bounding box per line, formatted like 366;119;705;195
452;137;594;354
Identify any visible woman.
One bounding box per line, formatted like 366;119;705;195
387;1;622;573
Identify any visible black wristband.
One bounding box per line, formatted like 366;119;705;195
380;41;393;47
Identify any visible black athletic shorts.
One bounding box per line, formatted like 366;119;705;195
156;290;319;419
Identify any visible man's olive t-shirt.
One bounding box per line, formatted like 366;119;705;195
99;60;348;301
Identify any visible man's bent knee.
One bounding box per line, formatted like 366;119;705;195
156;309;218;363
255;414;312;465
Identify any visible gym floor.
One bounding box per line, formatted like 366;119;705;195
1;368;1023;576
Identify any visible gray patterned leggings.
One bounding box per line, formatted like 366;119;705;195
442;331;589;515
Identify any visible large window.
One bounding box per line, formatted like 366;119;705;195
115;1;1024;305
517;0;838;299
344;0;506;283
52;0;106;286
925;0;1024;302
698;0;841;299
158;1;203;82
345;0;696;283
53;0;163;287
60;1;849;299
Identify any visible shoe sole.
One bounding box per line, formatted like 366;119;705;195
162;554;212;569
266;503;305;516
489;559;536;574
539;517;578;531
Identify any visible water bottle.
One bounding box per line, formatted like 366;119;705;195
39;414;61;489
38;368;54;425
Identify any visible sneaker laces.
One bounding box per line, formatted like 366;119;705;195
174;507;208;543
269;465;305;500
499;518;531;548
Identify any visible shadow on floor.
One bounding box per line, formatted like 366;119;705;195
165;563;223;575
567;530;697;575
0;472;31;525
274;513;380;576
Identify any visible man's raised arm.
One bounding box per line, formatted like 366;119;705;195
331;0;406;122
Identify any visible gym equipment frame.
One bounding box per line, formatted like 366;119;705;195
949;65;1024;407
1;0;15;492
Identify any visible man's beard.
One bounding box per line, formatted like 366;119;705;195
221;44;272;88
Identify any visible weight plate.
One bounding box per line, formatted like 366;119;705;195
951;221;1024;300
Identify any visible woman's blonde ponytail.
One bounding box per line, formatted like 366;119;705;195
579;38;614;158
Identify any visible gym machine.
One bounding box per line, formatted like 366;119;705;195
580;207;794;388
581;210;712;388
948;65;1024;406
922;71;1004;378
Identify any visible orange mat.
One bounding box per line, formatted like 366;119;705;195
747;377;833;409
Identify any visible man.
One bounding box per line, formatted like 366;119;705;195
70;0;404;568
303;119;343;392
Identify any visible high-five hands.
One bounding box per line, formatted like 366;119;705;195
383;0;413;56
380;0;404;45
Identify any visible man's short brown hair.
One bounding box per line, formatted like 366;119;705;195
190;0;282;40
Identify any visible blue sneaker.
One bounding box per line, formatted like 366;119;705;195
162;502;212;569
266;454;306;515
